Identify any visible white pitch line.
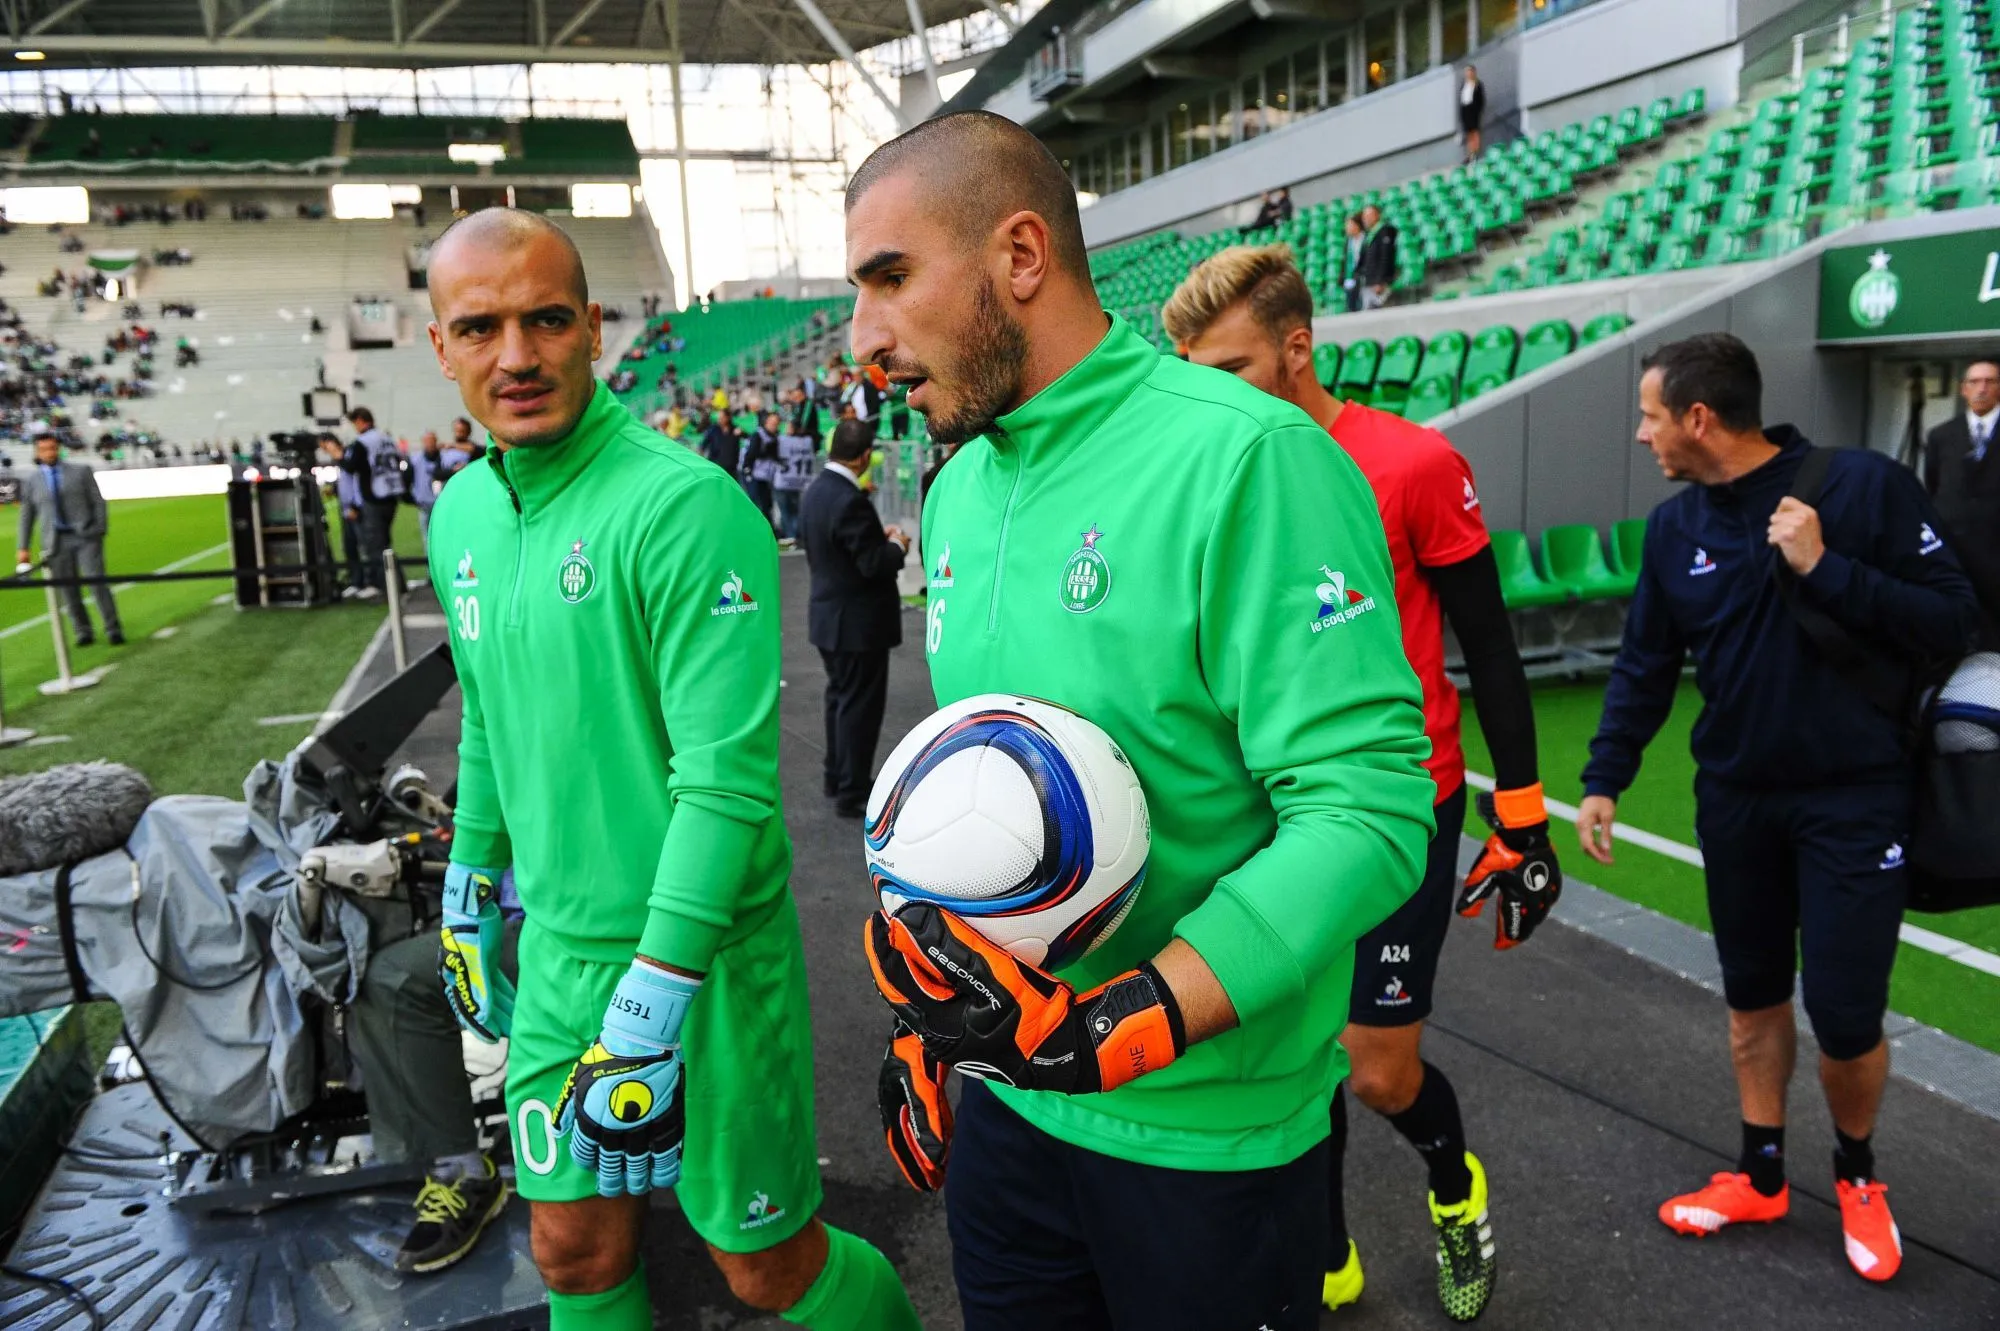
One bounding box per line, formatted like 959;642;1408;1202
1465;771;2000;979
1;539;232;642
257;711;326;727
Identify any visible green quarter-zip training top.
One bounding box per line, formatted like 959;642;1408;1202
427;382;790;973
921;314;1435;1171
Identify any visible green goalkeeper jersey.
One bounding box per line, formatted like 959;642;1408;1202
920;316;1435;1171
426;383;789;973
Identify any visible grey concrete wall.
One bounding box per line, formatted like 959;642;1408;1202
1517;0;1736;111
1521;45;1743;135
1433;205;2000;538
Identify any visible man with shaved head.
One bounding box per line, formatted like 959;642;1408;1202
851;113;1434;1329
423;208;919;1331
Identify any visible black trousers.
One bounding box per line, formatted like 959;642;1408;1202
948;1080;1327;1330
357;499;398;589
338;509;365;590
820;646;890;806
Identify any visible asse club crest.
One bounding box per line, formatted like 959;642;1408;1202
1849;249;1900;330
558;539;596;603
1060;525;1110;614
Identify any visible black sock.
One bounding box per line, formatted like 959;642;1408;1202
1326;1085;1351;1265
1834;1129;1875;1185
1386;1063;1473;1206
1738;1121;1786;1197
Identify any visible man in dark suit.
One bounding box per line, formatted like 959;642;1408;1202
14;426;123;646
1357;204;1399;310
801;417;911;817
1923;359;2000;634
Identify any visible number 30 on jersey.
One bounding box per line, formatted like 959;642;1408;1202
454;594;481;642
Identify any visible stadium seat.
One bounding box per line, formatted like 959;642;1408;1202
1336;339;1381;397
1515;320;1576;378
1541;524;1631;600
1403;373;1459;424
1314;343;1342;390
1608;517;1648;586
1370;335;1424;412
1490;531;1571;609
1423;330;1469;392
1578;312;1633;345
1462;327;1519;390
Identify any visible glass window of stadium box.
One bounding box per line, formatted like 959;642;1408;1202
1264;56;1295;130
1479;0;1518;43
1326;32;1351;105
1241;74;1265;140
1365;8;1397;90
1293;48;1324;118
1408;0;1436;73
1442;0;1471;62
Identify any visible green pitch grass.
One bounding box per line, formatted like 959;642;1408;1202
1462;679;2000;1054
0;493;422;721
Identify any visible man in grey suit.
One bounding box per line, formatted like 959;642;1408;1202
13;427;123;646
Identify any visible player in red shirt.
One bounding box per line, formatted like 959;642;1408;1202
1165;245;1562;1323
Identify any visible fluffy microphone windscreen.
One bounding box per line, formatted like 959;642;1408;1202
0;762;154;877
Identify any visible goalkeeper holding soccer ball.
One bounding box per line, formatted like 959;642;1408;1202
1165;244;1563;1321
424;209;918;1331
850;115;1437;1330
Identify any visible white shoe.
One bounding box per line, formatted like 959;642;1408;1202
355;586;382;600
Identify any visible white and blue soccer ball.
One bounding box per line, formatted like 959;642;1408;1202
1932;652;2000;753
865;694;1150;971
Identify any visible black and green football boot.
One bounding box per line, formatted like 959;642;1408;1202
1428;1151;1496;1321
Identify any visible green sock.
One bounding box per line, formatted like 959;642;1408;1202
781;1225;921;1331
547;1265;651;1331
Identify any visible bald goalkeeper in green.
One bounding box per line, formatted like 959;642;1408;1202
423;208;920;1331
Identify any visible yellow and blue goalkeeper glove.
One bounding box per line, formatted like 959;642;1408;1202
439;862;514;1042
553;960;700;1197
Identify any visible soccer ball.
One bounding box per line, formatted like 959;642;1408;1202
1933;652;2000;753
865;694;1150;971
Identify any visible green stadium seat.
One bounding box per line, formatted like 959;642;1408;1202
1491;531;1571;609
1377;335;1424;387
1460;372;1510;403
1516;320;1576;377
1463;325;1520;386
1336;339;1382;396
1608;517;1647;581
1578;312;1633;345
1423;330;1469;390
1403;373;1459;424
1314;343;1342;389
1541;524;1630;600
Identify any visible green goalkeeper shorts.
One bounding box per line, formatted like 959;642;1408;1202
504;895;823;1253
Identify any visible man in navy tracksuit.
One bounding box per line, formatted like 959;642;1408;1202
1576;334;1977;1284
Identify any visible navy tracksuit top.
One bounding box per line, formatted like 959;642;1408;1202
1584;427;1979;798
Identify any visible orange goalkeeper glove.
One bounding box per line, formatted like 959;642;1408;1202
879;1019;952;1192
1457;784;1563;949
864;903;1185;1096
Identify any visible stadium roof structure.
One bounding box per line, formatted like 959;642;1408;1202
0;0;995;71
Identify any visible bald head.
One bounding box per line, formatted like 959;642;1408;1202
428;208;588;313
846;111;1088;280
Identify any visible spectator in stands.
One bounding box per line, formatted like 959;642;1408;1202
344;406;404;594
741;411;782;529
1244;187;1294;233
1580;334;1978;1285
174;335;199;368
785;383;820;442
14;426;122;647
1358;204;1399;310
1341;214;1366;313
1458;66;1486;162
1921;359;2000;638
844;364;886;438
410;429;444;545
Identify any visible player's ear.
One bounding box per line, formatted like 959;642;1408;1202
428;322;456;381
587;302;603;362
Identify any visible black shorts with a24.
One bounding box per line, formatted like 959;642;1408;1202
1348;784;1466;1027
946;1080;1327;1331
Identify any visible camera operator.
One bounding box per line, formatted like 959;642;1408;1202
349;879;522;1273
1577;334;1978;1283
319;431;370;598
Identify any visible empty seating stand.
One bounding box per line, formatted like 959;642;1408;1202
1317;313;1614;419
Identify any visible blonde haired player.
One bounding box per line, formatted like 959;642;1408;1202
1165;243;1563;1322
